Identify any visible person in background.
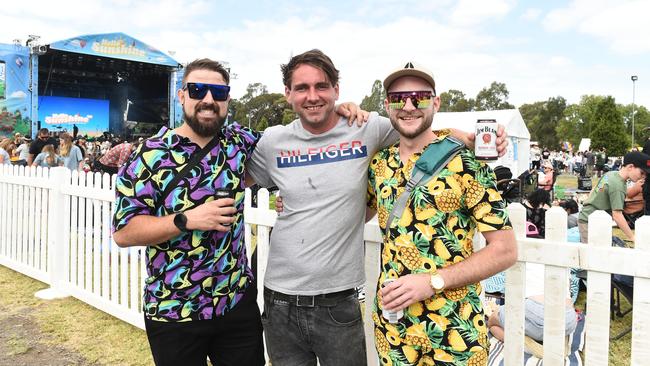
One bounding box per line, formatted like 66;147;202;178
0;138;15;165
28;128;59;166
530;143;541;170
59;133;84;171
524;189;551;237
584;149;595;177
642;134;650;215
558;199;579;228
595;147;607;178
32;144;62;168
538;161;554;191
578;151;650;243
94;141;136;175
13;136;30;166
541;147;550;164
624;178;644;229
487;262;577;344
75;137;87;157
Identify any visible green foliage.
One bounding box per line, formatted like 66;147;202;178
230;83;293;131
618;104;650;148
556;95;607;150
591;96;629;155
473;81;515;111
520;96;566;149
360;80;387;117
439;89;474;112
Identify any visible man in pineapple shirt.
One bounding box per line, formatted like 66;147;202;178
367;62;517;365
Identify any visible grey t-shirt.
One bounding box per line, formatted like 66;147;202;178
61;145;83;171
0;148;10;165
247;113;398;295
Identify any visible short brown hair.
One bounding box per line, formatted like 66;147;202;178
281;49;339;89
182;58;230;85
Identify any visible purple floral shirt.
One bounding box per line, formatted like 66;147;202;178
113;124;260;321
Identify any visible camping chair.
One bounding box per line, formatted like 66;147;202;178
611;274;633;340
609;237;633;340
494;166;522;204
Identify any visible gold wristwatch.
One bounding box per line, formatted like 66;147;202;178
430;272;445;294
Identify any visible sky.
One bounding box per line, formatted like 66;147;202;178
1;0;649;109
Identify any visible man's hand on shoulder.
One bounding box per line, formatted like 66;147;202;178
336;102;370;127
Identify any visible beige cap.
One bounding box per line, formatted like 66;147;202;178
383;61;436;92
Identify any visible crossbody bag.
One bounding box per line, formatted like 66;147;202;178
385;136;465;235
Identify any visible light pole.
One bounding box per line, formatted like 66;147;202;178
632;75;638;149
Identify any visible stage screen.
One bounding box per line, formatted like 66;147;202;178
38;96;109;137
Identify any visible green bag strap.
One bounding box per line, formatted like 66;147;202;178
385;136;464;236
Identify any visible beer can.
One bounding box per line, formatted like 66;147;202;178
381;278;403;324
475;119;498;161
215;188;234;226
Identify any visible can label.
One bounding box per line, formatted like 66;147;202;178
475;119;498;161
381;279;403;323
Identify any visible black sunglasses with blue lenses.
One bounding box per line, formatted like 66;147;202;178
183;82;230;101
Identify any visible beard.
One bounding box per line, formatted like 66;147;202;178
183;101;226;138
389;110;434;139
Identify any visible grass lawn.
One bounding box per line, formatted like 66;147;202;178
0;265;152;365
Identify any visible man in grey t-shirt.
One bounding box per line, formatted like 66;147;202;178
246;49;509;366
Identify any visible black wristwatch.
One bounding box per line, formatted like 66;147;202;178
173;213;189;232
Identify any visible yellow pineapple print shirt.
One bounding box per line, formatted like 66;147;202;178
367;130;512;366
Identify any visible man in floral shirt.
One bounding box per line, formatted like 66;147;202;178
112;59;264;366
367;62;517;366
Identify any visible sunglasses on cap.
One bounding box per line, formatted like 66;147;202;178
387;90;435;110
183;82;230;101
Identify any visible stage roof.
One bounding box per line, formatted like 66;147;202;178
48;32;179;67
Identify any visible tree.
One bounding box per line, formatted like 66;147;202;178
239;83;268;105
519;97;566;149
360;80;387;117
556;95;605;151
230;83;293;130
473;82;515;111
439;89;474;112
618;104;650;148
556;104;585;149
590;96;629;155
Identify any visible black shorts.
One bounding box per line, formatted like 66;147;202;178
144;285;265;366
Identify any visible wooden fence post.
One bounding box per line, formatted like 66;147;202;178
504;202;526;365
584;210;612;366
543;206;569;364
35;167;69;300
632;216;650;365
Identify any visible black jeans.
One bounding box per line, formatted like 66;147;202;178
144;285;265;366
262;287;366;366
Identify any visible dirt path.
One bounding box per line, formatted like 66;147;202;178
0;307;99;366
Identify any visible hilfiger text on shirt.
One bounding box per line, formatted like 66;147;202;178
276;140;367;168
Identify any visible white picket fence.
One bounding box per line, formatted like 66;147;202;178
2;164;650;365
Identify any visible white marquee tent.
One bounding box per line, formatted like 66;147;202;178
433;109;531;177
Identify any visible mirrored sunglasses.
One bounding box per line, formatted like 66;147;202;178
184;82;230;101
387;90;434;110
